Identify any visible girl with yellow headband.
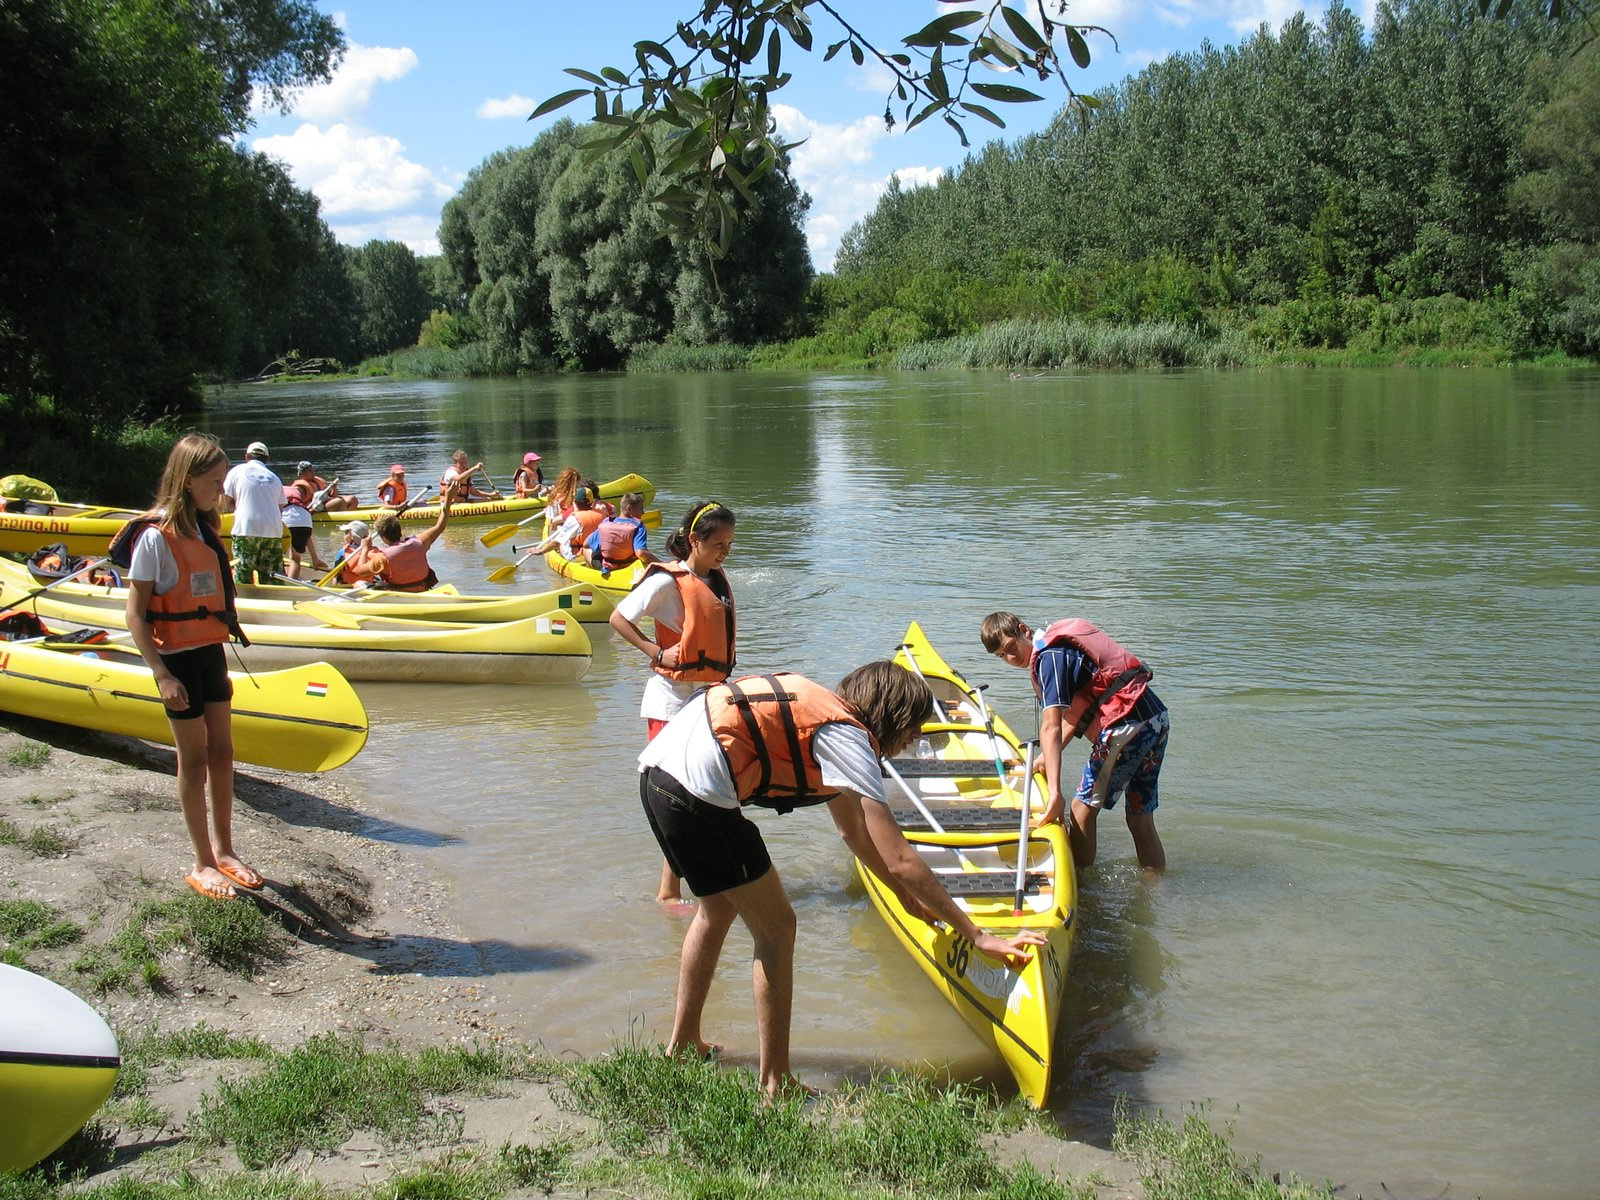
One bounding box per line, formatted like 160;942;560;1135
609;498;738;909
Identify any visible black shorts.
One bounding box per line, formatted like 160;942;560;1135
161;643;232;720
289;525;314;552
640;767;771;897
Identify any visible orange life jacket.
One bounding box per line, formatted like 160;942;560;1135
375;536;436;592
640;561;735;684
513;466;543;497
1029;618;1152;742
284;481;311;510
377;478;408;507
707;672;876;812
145;528;237;651
570;508;604;543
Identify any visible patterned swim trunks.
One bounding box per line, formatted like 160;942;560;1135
1075;710;1170;814
231;535;283;585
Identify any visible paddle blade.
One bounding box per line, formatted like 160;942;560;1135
484;562;519;583
294;601;364;628
479;522;519;548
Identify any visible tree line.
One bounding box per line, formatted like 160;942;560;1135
807;0;1598;361
0;0;441;484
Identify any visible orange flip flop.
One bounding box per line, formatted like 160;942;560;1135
185;872;236;901
215;862;264;891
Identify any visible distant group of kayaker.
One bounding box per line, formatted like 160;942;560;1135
111;429;1171;1102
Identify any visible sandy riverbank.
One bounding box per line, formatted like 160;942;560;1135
0;715;1146;1196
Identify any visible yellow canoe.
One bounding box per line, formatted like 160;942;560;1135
0;555;613;626
4;584;593;686
543;548;648;595
0;965;120;1171
0;502;272;559
0;636;367;772
855;621;1077;1108
313;471;655;525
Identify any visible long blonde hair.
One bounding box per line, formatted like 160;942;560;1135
151;433;228;539
548;466;582;511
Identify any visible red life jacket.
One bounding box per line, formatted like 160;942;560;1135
376;536;437;592
596;516;644;567
1029;619;1152;742
145;528;236;651
640;561;735;684
707;672;876;813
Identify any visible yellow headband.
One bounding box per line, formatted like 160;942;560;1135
690;502;722;532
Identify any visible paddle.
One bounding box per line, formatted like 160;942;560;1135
485;549;539;584
269;572;375;600
293;601;364;629
898;642;950;722
392;485;432;516
480;505;551;548
310;477;339;510
1012;740;1038;916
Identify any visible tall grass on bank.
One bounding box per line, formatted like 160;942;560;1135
893;318;1250;371
0;399;177;507
364;343;516;379
626;342;752;372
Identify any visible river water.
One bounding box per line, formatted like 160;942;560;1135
202;367;1600;1199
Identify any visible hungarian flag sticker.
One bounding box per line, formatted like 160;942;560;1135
305;680;330;698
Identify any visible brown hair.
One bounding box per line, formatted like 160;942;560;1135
548;467;581;511
374;515;403;544
150;433;228;539
980;611;1029;653
666;499;735;561
836;661;933;756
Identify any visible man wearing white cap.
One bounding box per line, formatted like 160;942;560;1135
221;441;285;584
331;519;372;586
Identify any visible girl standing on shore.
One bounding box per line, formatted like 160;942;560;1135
121;434;259;901
609;500;737;908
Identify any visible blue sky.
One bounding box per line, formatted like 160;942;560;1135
246;0;1374;270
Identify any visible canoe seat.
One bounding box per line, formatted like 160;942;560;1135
936;870;1050;897
884;758;1007;778
891;805;1023;830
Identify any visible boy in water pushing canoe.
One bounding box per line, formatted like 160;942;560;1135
980;612;1169;871
638;661;1045;1100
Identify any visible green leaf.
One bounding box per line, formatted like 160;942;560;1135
767;27;781;77
740;16;766;63
531;89;589;120
635;39;675;67
1001;5;1049;52
1065;26;1092;69
969;81;1044;103
850;40;864;66
628;144;649;184
943;113;970;147
564;67;608;86
824;37;846;62
702;76;735;99
958;100;1006;128
906;10;985;47
600;66;630;85
906;98;944;131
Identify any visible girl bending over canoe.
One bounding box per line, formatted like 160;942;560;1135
120;434;260;902
610;500;736;908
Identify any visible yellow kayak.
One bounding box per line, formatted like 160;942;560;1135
0;635;367;772
5;584;593;686
313;471;655;525
856;621;1077;1108
0;555;613;626
0;502;271;559
0;965;120;1171
543;548;648;595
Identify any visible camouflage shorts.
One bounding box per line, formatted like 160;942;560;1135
231;535;283;585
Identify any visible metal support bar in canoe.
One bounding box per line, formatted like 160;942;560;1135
890;805;1023;831
934;870;1049;897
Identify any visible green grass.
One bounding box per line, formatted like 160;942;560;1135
891;318;1251;371
72;893;283;993
2;1033;1346;1200
4;743;53;768
625;342;754;372
0;816;77;857
1112;1096;1333;1200
0;898;85;966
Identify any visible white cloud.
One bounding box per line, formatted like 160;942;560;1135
326;213;442;257
253;123;452;217
287;43;419;122
771;104;944;270
477;94;536;120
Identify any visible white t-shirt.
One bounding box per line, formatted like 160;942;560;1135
223;458;284;537
127;525;179;594
281;500;312;530
638;700;887;811
616;569;706;721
